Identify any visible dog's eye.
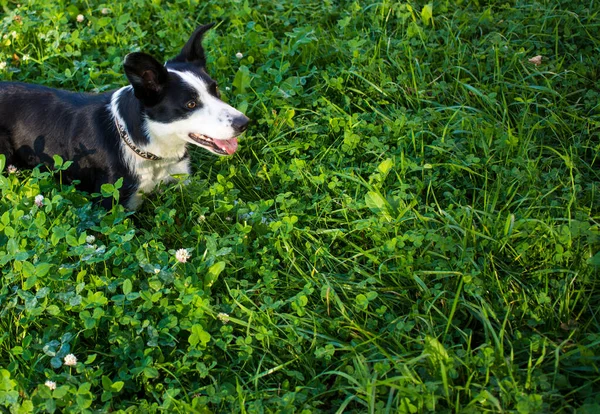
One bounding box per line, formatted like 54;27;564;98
186;100;197;109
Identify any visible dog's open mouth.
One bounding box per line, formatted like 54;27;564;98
189;133;238;155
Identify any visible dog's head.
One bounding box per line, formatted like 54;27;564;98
123;24;248;156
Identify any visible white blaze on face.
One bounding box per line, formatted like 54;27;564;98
145;69;244;156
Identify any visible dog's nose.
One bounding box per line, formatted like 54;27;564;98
232;115;250;134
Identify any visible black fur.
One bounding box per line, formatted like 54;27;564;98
0;83;136;201
169;23;215;66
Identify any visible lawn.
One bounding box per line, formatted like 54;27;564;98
0;0;599;412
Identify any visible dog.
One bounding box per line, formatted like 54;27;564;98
0;23;249;209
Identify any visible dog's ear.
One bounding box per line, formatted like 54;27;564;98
169;23;215;66
123;52;169;105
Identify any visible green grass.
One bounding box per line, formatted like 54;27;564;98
0;0;599;412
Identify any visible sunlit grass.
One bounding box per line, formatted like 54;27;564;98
0;0;598;412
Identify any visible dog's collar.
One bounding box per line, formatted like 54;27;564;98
115;119;163;161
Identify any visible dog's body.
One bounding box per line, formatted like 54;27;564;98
0;24;248;209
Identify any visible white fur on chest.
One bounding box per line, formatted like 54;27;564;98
137;158;190;193
126;157;190;209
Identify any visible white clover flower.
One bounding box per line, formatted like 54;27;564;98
198;215;206;222
235;52;243;59
101;8;110;15
85;235;96;244
154;268;160;274
7;164;17;173
217;313;230;324
44;380;57;390
76;14;85;23
34;194;44;207
22;54;29;61
0;62;6;70
175;248;191;263
528;55;542;66
11;31;17;38
63;354;77;366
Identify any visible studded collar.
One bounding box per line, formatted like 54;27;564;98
115;119;162;161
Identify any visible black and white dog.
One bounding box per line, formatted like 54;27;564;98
0;23;248;209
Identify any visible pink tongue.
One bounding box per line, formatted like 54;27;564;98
214;138;238;155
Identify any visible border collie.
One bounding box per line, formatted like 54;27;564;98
0;23;249;209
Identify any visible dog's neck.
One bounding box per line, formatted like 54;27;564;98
109;86;188;161
111;87;149;147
